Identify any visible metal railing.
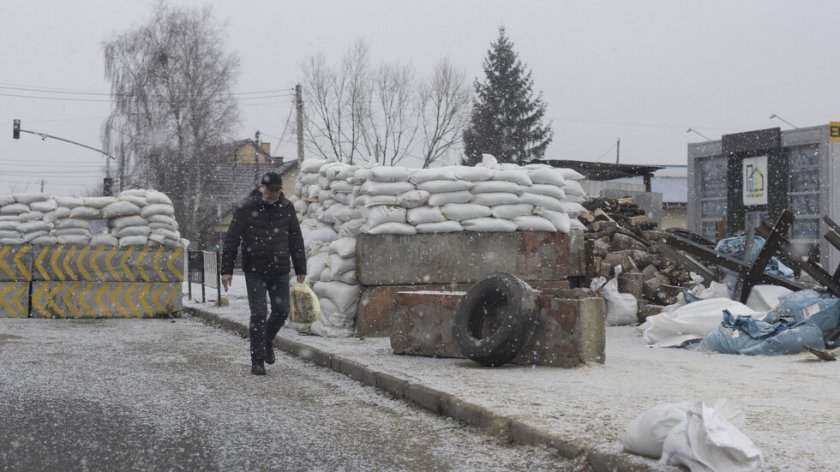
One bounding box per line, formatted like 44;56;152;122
186;250;222;305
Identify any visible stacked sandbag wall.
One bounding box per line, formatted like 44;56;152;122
289;156;588;337
0;190;186;318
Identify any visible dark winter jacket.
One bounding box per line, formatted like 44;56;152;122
221;192;306;277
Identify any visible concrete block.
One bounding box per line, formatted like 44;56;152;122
389;290;464;358
0;282;29;318
357;231;581;286
30;281;182;318
31;245;184;282
0;245;33;282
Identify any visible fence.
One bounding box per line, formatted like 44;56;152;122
186;250;221;305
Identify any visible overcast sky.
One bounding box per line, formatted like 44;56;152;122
2;0;838;196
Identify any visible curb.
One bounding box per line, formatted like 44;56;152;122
185;307;661;472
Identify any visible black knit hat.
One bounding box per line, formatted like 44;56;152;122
260;172;283;190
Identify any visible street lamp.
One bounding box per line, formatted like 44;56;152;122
686;128;712;141
769;114;798;129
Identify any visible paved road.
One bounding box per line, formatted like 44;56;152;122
0;316;582;472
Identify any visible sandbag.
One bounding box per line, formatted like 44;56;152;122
370;166;414;182
14;193;49;204
527;168;567;187
327;254;356;276
118;195;148;208
117;225;152;238
470;192;520;206
518;192;566;212
82;196;117;209
396;190;431;209
640;298;764;347
562;180;586;196
415;221;464;233
364;205;407;227
329;237;357;258
363;222;417;235
29;199;57;212
303;226;338;248
461;217;517;232
426;190;473;207
454;166;495;182
91;234;119;246
56;234;89;245
19;221;50;234
54;196;83;208
622;402;691;459
533;208;571;233
470;180;523;194
598;274;638;326
140;203;175;218
416;179;473;193
408;167;458;184
19;212;44;222
527;184;567;200
69;206;102;219
313;281;362;313
111;215;149;230
359;180;415;196
0;203;29;214
491;169;532;186
118;235;149;246
300;158;328;174
407;206;446;225
492;204;534;219
56;219;91;230
513;215;556;232
43;207;71;224
440;203;493;221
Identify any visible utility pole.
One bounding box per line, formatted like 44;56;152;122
40;180;45;192
615;137;621;164
254;130;261;184
295;84;304;163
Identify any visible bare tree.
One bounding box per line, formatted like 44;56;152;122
418;59;471;168
299;43;470;167
102;2;239;245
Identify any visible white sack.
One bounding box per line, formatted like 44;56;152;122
31;235;58;245
600;275;638;326
527;168;567;186
556;201;588;216
313;281;362;313
637;298;765;347
563;180;586;196
117;226;152;238
43;207;71;224
0;238;25;245
622;402;692;459
29;199;57;212
329;180;354;193
359;180;415;196
370;166;413;182
426;191;473;207
119;235;149;246
363;222;417;235
55;196;83;208
364;205;407;227
440;203;493;221
14;193;49;204
327;254;356;276
745;285;793;312
353;195;398;208
329;238;357;258
491;169;532;186
56;234;89;245
0;196;15;206
396;190;431;209
0;221;18;230
533;209;571;233
19;221;50;233
406;206;446;225
102;201;142;219
519;192;566;212
82;196;117;209
416;179;473;193
492;204;535;219
300;158;328;174
415;221;464;233
56;219;91;230
470;180;523;194
140;203;175;218
152;228;180;241
0;203;29;214
111;215;148;230
69;206;101;219
470;192;520;206
454;166;496;181
338;218;366;238
513;215;557;232
461;217;517;232
306;252;329;282
91;234;119;246
0;230;21;239
409;167;458;184
19;212;44;222
527;184;567;200
55;228;91;237
118;195;148;207
304;226;338;249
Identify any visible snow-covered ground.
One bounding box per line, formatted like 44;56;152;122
187;275;840;471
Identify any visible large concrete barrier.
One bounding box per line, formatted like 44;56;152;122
356;230;584;286
0;245;33;318
30;281;182;319
0;282;29;318
30;245;184;282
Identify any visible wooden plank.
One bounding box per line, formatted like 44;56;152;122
756;223;840;297
653;240;715;284
738;211;794;302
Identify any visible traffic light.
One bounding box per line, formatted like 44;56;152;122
103;177;114;196
13;119;20;139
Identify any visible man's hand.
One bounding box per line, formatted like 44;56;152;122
296;274;306;284
221;274;232;292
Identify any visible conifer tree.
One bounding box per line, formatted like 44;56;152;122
462;27;553;165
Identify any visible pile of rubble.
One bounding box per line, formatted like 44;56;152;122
579;196;705;318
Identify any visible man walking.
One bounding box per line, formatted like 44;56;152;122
221;171;306;375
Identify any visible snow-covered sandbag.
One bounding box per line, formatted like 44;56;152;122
56;219;91;230
31;235;58;245
43;207;71;224
54;196;83;208
513;215;557;232
638;298;764;347
427;191;473;207
293;199;309;215
140;203;175;218
396;190;431;209
118;195;148;208
55;228;91;237
14;193;49;205
0;221;18;231
461;217;517;232
599;274;638;326
82;196;117;209
102;201;142;219
351;167;373;185
69;206;101;219
118;189;147;198
440;203;493;221
406;206;446;225
480;153;499;167
300;158;328;174
353;194;398;208
359;180;415;196
111;215;148;230
0;196;15;206
19;212;44;222
91;234;118;246
519;192;566;212
562;180;586;197
745;285;793;312
0;230;21;239
306;252;329;282
527;168;567;187
19;221;50;234
409;167;458;184
533;209;571;233
370;166;413;182
622;402;692;459
557;201;588;216
29;199;57;213
0;203;29;214
56;234;89;245
148;222;179;232
0;237;25;245
334;165;358;180
661;399;764;471
364;205;407;227
454;166;495;182
329;238;357;259
492;169;532;186
299;172;320;186
416;179;473;194
313;281;362;313
492;204;535;219
145;190;172;206
527;184;567;200
304;226;338;249
470;180;523;194
116;226;152;238
330;180;354;193
364;222;417;235
337;218;366;238
151;228;179;241
327;254;356;276
415;221;464;233
470;192;520;206
119;235;149;246
570;219;586;231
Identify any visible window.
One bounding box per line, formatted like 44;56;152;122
699;157;727;241
788;145;820;240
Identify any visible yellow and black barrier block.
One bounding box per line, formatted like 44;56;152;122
0;282;29;318
31;245;184;282
0;245;33;282
30;281;182;319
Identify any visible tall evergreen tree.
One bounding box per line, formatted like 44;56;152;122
462;27;553;165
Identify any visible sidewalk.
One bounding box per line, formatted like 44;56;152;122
183;278;840;471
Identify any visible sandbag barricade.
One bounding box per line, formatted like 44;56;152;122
29;245;184;318
0;245;33;318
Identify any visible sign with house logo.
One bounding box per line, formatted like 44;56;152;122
831;122;840;142
742;155;768;206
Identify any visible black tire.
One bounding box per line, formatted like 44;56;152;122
452;273;539;367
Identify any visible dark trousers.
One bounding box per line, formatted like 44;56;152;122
244;272;290;362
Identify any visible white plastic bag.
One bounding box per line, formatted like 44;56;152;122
600;271;638;326
622;402;691;458
661;399;764;472
289;282;321;325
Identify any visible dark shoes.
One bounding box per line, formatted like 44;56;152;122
265;341;275;365
251;361;266;376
